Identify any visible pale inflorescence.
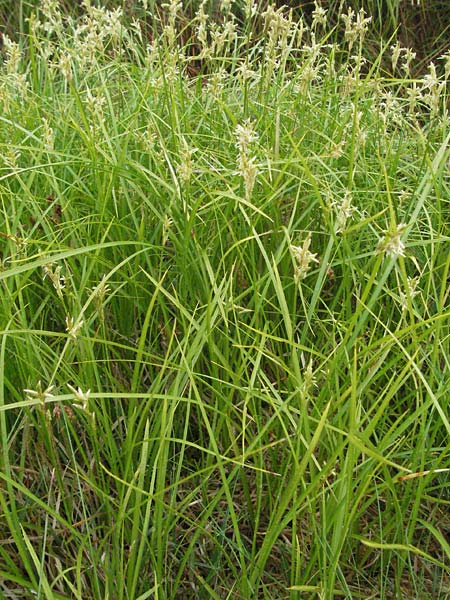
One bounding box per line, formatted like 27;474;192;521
291;233;320;282
56;51;72;82
91;275;111;323
24;381;55;404
300;359;317;400
41;117;54;150
311;1;327;30
245;0;258;20
235;119;259;154
399;276;421;312
341;7;372;52
262;4;295;85
10;0;440;129
42;262;66;299
376;223;408;259
332;191;356;233
4;149;21;172
237;154;258;200
65;316;84;340
235;119;259;200
177;137;198;184
440;50;450;81
3;35;22;74
67;384;91;411
421;62;445;117
40;0;63;36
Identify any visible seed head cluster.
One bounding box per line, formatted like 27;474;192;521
291;233;320;282
235;119;259;200
376;223;408;259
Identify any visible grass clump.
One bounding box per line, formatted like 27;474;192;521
0;1;449;598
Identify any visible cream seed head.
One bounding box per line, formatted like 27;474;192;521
341;8;371;51
42;262;66;299
235;119;258;153
439;50;450;81
390;42;402;71
291;233;319;282
294;60;321;96
162;0;182;44
56;51;72;81
245;0;258;20
3;35;22;74
402;48;416;76
261;4;294;82
300;359;317;400
67;384;91;411
207;69;228;98
74;27;103;68
332;191;356;233
101;7;123;40
235;119;259;199
422;62;439;89
4;149;21;172
24;381;55;404
91;275;111;322
177;137;198;183
220;0;234;13
399;276;420;312
41;117;54;150
162;0;182;14
137;127;157;153
311;1;327;30
65;316;84;339
195;0;209;55
210;21;237;56
237;153;258;200
406;82;422;114
376;223;407;258
85;87;106;126
295;17;307;48
236;62;258;84
421;62;445;117
40;0;63;36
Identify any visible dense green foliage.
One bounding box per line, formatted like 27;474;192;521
0;1;449;598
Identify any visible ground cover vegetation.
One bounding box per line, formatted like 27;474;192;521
0;0;449;598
